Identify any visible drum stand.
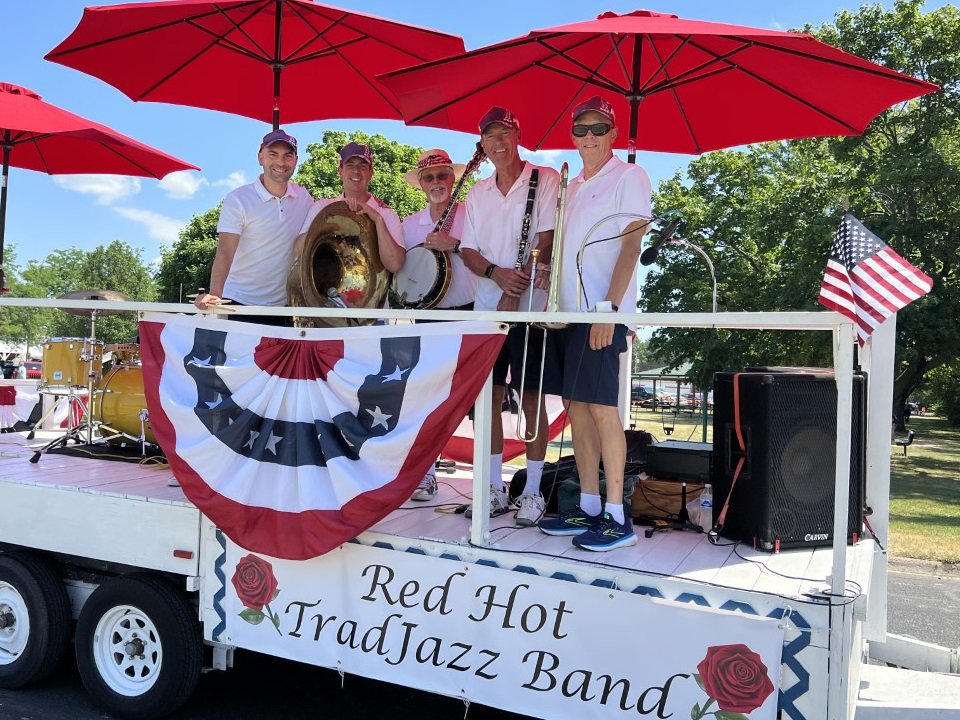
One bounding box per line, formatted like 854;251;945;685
29;311;104;463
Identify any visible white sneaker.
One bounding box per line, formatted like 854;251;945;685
465;486;512;518
411;474;437;501
515;493;546;527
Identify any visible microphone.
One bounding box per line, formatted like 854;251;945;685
640;218;680;266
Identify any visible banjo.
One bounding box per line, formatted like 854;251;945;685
391;144;486;309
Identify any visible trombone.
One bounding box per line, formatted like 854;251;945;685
516;162;569;441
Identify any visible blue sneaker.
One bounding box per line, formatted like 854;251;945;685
538;505;602;536
573;513;638;551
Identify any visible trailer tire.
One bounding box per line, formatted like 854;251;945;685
75;574;201;720
0;551;71;688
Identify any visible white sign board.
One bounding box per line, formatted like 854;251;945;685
223;541;783;719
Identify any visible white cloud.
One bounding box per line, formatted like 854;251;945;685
158;170;208;199
212;171;247;190
52;175;142;205
769;19;784;30
113;207;185;245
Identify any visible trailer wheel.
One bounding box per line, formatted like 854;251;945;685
0;551;71;688
75;574;201;720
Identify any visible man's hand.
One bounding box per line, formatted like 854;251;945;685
194;292;222;311
424;230;459;253
493;267;530;298
345;197;381;225
589;322;615;350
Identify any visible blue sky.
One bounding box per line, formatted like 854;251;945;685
1;0;939;272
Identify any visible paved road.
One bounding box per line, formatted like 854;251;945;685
1;569;956;719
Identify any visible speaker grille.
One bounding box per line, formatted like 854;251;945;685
711;369;865;551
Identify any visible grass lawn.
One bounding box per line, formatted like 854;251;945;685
889;414;960;563
528;405;960;564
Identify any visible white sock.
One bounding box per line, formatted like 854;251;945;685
605;502;625;525
580;493;602;516
490;454;505;491
524;460;544;496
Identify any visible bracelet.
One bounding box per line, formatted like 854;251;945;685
483;263;496;279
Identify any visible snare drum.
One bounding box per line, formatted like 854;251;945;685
41;338;103;392
391;246;451;309
95;364;155;445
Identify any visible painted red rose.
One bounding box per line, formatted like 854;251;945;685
231;554;279;611
696;643;775;714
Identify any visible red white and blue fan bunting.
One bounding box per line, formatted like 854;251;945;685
139;313;505;560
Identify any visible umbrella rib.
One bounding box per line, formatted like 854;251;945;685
635;35;693;95
293;2;462;63
643;37;704;155
46;0;265;57
680;37;861;132
536;36;630;94
95;140;165;179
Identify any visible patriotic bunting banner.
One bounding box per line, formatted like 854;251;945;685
139;314;505;560
818;212;933;345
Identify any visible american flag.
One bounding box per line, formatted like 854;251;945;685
818;213;932;345
139;313;505;560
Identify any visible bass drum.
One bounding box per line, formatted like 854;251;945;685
287;201;389;328
390;245;451;309
95;365;155;445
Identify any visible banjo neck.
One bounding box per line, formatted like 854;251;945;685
432;142;486;234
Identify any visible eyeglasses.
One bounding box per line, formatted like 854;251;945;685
420;171;454;183
572;122;612;137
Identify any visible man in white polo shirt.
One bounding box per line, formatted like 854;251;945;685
537;96;652;552
195;129;313;326
294;142;405;273
459;107;560;527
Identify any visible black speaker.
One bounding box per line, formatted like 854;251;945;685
711;368;866;551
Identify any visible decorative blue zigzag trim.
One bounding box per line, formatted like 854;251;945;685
368;541;813;718
211;529;227;642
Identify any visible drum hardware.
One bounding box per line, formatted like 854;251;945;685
391;143;486;310
29;291;136;462
515;163;569;442
287;201;388;328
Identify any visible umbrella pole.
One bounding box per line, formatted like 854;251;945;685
271;0;282;131
0;135;10;291
627;97;640;165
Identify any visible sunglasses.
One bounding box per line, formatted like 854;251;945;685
572;122;612;137
420;170;454;183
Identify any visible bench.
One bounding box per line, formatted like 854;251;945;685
893;429;916;456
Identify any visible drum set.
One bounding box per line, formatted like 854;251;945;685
30;289;156;462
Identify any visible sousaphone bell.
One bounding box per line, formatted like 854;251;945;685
287;201;390;328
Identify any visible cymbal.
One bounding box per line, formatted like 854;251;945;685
58;288;132;316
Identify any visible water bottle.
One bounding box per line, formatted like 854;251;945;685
698;484;713;531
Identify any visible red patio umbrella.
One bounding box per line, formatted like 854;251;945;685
45;0;466;130
0;82;197;291
379;9;938;161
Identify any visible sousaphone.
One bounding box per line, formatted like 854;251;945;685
287;201;390;328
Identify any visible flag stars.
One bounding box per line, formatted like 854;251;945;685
187;355;213;368
205;393;223;409
365;405;392;430
244;430;260;449
265;432;283;455
380;365;409;383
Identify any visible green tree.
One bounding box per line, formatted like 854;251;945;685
155;206;221;302
16;241;156;344
642;1;960;427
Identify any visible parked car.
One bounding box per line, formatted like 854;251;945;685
630;379;653;404
23;360;42;379
679;392;702;409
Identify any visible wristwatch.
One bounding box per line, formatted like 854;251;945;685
595;300;618;313
483;263;497;279
452;240;462;254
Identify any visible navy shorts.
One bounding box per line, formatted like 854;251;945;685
549;323;628;406
493;323;552;391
